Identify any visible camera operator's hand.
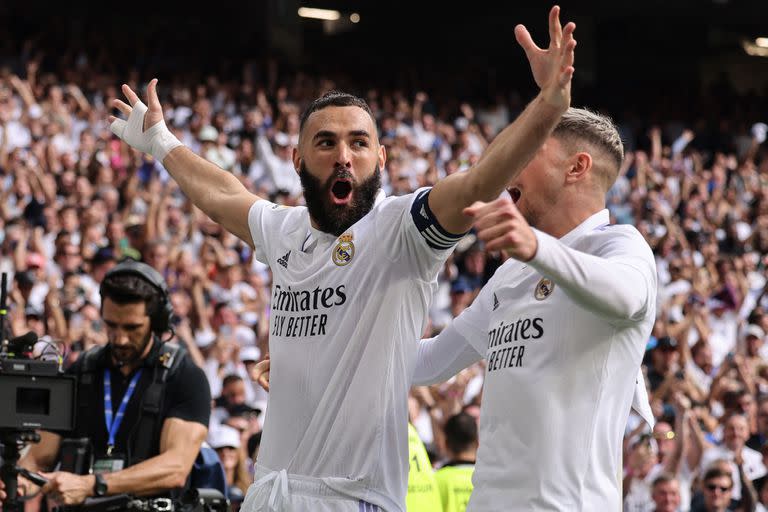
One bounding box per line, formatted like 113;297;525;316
41;471;95;506
0;473;35;507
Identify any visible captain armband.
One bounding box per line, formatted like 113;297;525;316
410;189;467;250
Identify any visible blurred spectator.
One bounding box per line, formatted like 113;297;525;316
209;425;250;501
700;414;765;503
690;465;738;512
748;397;768;452
652;473;682;512
213;374;248;420
648;336;681;391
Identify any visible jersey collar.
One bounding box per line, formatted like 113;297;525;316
301;189;387;253
373;189;386;206
558;209;611;246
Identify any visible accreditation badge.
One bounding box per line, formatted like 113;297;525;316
92;454;126;474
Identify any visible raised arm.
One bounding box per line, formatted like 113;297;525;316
428;6;576;233
109;79;260;247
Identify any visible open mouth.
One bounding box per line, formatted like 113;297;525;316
330;178;353;205
508;187;521;204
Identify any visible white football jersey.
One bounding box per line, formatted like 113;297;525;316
247;188;457;511
450;210;657;511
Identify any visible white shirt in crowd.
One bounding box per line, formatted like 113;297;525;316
255;133;303;197
244;188;456;511
707;310;739;367
700;444;767;501
624;461;694;512
413;209;657;511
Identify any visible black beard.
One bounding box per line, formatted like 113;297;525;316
110;332;153;367
299;162;382;236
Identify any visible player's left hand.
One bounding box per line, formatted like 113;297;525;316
464;198;538;262
515;5;576;111
41;472;94;506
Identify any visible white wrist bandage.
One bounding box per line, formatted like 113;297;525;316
109;100;183;162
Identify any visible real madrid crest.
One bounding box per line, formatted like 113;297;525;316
534;277;555;300
332;232;355;266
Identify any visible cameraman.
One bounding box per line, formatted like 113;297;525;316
0;260;211;507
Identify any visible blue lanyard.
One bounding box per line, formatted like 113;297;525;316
103;368;143;455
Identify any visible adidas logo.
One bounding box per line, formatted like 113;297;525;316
277;251;291;269
493;293;500;311
420;205;428;219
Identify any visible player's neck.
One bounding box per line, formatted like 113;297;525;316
539;199;604;239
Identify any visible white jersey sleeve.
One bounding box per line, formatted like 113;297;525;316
375;187;466;280
412;322;484;386
449;268;499;354
529;226;657;325
247;199;303;265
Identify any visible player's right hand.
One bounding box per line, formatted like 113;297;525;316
250;354;271;392
464;197;538;262
109;78;181;162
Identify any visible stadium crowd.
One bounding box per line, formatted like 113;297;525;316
1;41;768;511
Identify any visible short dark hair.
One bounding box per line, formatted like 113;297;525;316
703;466;733;486
722;391;750;412
222;374;244;389
299;90;374;135
100;272;161;321
444;412;478;455
652;472;678;489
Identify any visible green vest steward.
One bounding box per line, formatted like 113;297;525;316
405;423;442;511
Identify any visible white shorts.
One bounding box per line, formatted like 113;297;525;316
241;464;382;512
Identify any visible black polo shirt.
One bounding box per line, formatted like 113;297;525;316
65;340;211;463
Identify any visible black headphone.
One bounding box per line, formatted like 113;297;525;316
101;259;174;336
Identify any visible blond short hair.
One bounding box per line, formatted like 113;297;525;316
553;107;624;189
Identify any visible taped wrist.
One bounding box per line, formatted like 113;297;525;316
147;122;182;162
109;100;182;163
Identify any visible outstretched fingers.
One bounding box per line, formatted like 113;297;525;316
548;5;562;49
147;78;162;112
561;22;576;59
109;97;132;131
113;99;132;115
515;24;541;58
562;21;576;42
121;83;140;107
559;37;577;87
